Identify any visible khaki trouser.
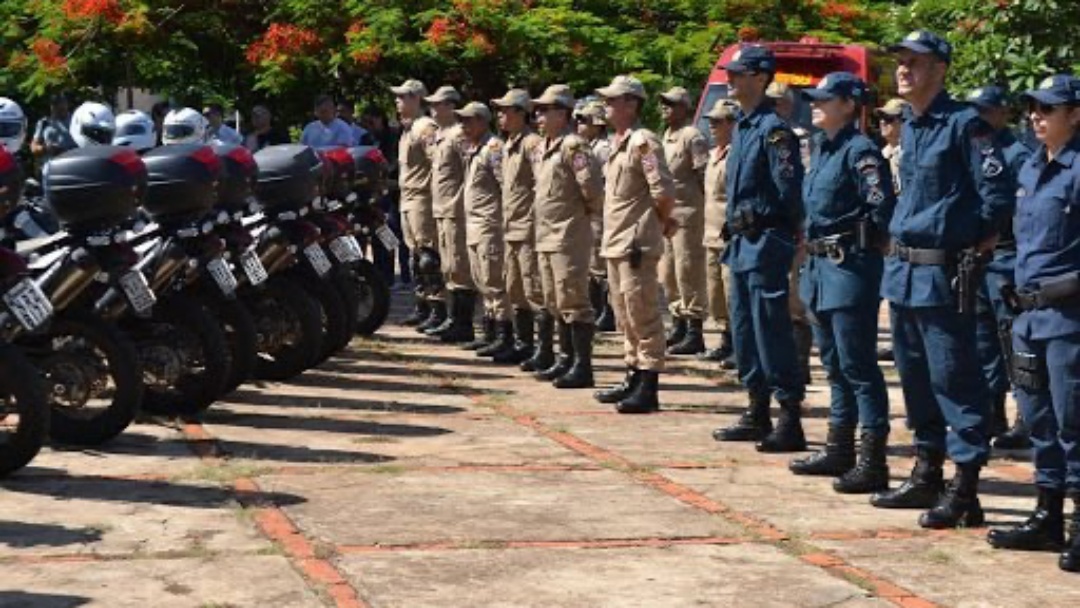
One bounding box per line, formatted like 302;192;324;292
660;220;707;320
538;248;593;324
608;254;665;372
437;218;474;290
468;238;510;321
402;205;441;301
505;239;544;312
589;216;606;278
706;245;731;332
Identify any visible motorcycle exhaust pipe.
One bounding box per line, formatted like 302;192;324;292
37;249;100;313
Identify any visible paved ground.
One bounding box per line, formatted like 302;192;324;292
2;294;1078;608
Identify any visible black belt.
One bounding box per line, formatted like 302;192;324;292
888;243;952;265
1007;273;1080;312
723;208;789;240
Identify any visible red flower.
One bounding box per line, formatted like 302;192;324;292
350;45;382;69
63;0;125;25
245;23;321;65
31;38;67;71
468;32;495;55
426;17;453;46
820;1;861;21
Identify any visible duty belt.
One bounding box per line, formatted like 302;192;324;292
805;220;877;263
887;243;952;265
1004;272;1080;312
722;208;789;240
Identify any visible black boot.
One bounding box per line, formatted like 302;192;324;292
668;318;705;355
757;400;807;453
595;368;640;404
463;315;495;351
713;394;772;442
993;412;1032;450
416;299;446;333
988;488;1066;551
699;329;733;362
616;370;659;414
596;278;616;332
720;350;737;370
919;463;986;529
553;322;594;388
789;425;855;476
666;317;687;347
1062;494;1080;572
589;277;604;314
439;290;476;343
493;309;533;364
794;322;813;385
478;319;515;359
876;347;893;362
1069;494;1080;544
521;311;555;372
402;297;430;326
536;319;573;381
990;391;1009;438
871;448;945;509
834;432;890;494
425;290;457;337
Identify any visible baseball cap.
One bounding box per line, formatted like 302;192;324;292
659;86;692;107
454;101;492;122
723;45;776;74
596;75;647;101
888;30;952;64
390;79;427;97
801;72;869;103
491;88;533;112
574;100;607;126
874;98;909;118
706;100;739;121
1020;74;1080;106
966;86;1010;109
424;85;462;105
534;85;575;109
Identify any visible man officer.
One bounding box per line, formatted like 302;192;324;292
870;31;1014;530
575;100;617;332
701;100;739;365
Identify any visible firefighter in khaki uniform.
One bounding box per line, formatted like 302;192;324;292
658;86;710;355
593;75;678;414
491;89;549;366
532;84;604;389
391;79;440;326
701;100;739;365
456;102;515;361
575;100;617;332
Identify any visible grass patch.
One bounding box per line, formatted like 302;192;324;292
364;464;407;475
173;462;275;484
351;436;400;445
164;581;193;596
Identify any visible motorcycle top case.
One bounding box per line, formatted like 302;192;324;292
142;144;222;223
253;144;323;211
347;145;388;204
212;143;259;213
0;148;22;213
43;146;147;232
319;148;356;203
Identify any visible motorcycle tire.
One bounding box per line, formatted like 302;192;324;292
0;342;50;477
207;297;258;396
23;312;144;446
249;276;324;381
136;294;230;416
329;267;360;353
352;258;390;336
291;270;349;365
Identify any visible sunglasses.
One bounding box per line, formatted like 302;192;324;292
877;115;901;124
1030;101;1064;115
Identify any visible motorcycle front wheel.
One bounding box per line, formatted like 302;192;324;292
248;276;324;381
0;342;50;476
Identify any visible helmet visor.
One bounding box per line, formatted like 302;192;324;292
116;123;148;137
0;121;24;139
163;123;196;141
82;124;115;145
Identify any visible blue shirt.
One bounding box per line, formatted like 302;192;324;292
299;118;354;149
1013;134;1080;340
799;124;896;312
722;102;803;277
881;91;1014;307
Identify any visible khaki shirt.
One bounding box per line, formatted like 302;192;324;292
533;130;603;253
591;137;613;179
398;116;438;213
431;122;467;219
602;128;676;259
703;144;730;249
501;130;542;242
662;125;707;210
463;133;505;245
883;143;902;195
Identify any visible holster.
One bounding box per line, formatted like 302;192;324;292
1012;351;1049;392
951;248;986;316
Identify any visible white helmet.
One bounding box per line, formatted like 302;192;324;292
0;98;27;154
71;101;116;147
113;109;157;151
162;107;207;145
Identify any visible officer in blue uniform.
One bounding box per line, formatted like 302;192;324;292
787;73;897;494
869;31;1014;530
986;74;1080;573
710;45;808;453
965;85;1034;450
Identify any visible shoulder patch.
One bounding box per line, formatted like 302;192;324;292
767;128;793;146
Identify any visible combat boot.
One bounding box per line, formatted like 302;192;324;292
790;424;855;476
438;290;476;344
416;300;446;333
493;309;533;364
757;400;807;453
402;297;430;326
870;447;945;509
478;319;516;360
521;311;555;372
1062;493;1080;572
1069;493;1080;544
589;277;604;315
425;290;457;337
666;317;687;347
989;391;1009;438
616;370;659;414
919;463;985;529
668;318;705;355
596;278;616;332
463;315;495;351
793;322;813;385
993;413;1032;450
553;322;594;388
713;394;772;442
834;432;890;494
536;319;573;381
988;487;1065;551
699;329;733;363
595;368;640;404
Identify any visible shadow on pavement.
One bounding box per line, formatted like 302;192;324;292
224;389;468;415
207;409;452;438
317;358;512;382
0;591;90;608
0;521;103;548
215;440;395;464
0;476;307;508
283;372;492;396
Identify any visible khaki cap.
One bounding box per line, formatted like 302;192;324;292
659;86;692;107
491;88;533;112
534;84;575;109
766;81;794;100
454;101;492;122
596;75;647;100
874;98;909;117
424;85;462;104
390;79;427;97
706;100;739;121
575;101;607;126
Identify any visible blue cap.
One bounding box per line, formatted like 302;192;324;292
1021;74;1080;106
723;45;776;74
888;30;952;64
801;72;868;103
965;85;1009;109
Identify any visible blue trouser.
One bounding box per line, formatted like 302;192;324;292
729;268;805;403
975;270;1013;397
1012;330;1080;492
890;304;990;465
814;306;890;436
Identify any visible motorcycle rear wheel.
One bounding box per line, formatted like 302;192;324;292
0;342;50;477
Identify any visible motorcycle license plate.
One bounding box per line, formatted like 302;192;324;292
240;250;268;286
304;244;333;277
207;257;238;296
119;270;156;315
2;278;53;331
375;224;400;251
329;235;362;263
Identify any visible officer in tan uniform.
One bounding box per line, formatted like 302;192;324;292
532;84;604;389
701;100;739;366
492;88;548;366
455;102;515;361
575;100;617;332
593;75;677;414
658;86;710;356
391;79;441;326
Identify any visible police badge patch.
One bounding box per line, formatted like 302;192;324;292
572;151;590;172
983;155;1003;178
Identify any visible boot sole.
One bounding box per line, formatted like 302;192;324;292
919;509;986;530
